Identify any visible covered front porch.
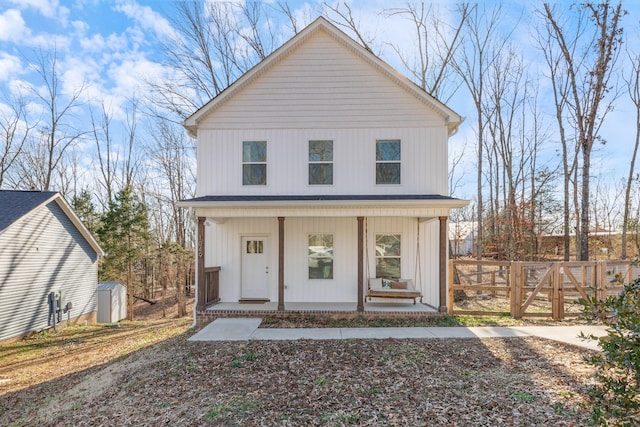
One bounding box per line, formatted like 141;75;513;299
182;195;469;324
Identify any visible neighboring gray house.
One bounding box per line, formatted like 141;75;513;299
0;190;103;342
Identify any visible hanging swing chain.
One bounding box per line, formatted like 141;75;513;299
365;217;370;285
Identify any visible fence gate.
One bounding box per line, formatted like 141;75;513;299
450;259;635;320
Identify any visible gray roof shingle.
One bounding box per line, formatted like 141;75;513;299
0;190;58;232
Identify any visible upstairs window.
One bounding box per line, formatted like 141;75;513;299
375;234;401;279
309;140;333;185
376;139;401;184
243;141;266;185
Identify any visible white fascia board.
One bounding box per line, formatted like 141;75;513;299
179;198;470;219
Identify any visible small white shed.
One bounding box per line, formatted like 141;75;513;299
97;282;127;323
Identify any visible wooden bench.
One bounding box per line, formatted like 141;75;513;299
367;278;423;304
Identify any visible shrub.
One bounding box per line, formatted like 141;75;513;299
580;276;640;425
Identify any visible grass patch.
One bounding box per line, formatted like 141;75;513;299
314;376;329;385
205;397;259;421
510;391;536;403
259;312;588;328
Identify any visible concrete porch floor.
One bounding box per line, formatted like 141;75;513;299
205;301;438;314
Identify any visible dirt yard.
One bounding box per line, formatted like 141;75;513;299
0;296;598;426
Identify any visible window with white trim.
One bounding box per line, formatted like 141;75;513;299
308;234;334;279
375;234;401;279
308;140;333;185
376;139;401;184
242;141;266;185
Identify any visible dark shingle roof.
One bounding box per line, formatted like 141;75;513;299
0;190;58;232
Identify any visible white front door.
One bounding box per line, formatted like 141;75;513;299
241;236;270;299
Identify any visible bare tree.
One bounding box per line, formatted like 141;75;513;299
384;2;469;102
0;91;35;188
24;46;86;191
451;3;508;262
622;48;640;259
534;5;583;260
145;118;196;316
541;1;625;260
153;1;284;121
89;102;118;206
322;1;376;53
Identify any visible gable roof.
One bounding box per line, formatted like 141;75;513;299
0;190;104;256
184;16;463;137
0;190;57;232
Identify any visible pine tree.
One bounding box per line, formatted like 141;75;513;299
97;186;151;320
71;189;99;234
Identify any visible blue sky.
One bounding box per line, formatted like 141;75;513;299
1;1;639;207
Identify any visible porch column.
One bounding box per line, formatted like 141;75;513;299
278;217;285;312
357;216;364;312
439;216;448;312
196;217;205;312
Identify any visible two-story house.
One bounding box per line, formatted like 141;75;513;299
180;17;468;316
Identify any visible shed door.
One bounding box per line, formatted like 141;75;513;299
241;236;270;299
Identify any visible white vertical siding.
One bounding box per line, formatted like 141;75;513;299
197;127;448;197
366;217;440;308
0;202;98;341
282;217;358;302
205;218;279;302
205;216;441;306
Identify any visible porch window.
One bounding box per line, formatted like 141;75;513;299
376;234;401;279
309;140;333;185
376;140;401;184
308;234;333;279
243;141;267;185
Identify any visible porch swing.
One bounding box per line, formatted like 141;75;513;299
365;218;423;305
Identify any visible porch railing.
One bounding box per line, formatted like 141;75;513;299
449;259;640;320
197;266;221;312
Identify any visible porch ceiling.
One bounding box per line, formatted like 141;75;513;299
179;194;469;219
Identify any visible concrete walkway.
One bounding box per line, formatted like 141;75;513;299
188;318;609;351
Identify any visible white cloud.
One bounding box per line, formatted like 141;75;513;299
0;53;23;81
0;9;30;42
79;33;106;52
108;57;165;96
114;0;179;41
8;0;70;26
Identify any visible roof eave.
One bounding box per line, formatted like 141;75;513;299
53;196;105;257
177;198;470;210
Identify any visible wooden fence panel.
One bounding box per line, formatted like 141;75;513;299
450;259;639;319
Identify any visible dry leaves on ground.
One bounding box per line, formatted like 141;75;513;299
1;322;596;426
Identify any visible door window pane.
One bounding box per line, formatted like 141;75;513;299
246;240;264;254
308;234;334;279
